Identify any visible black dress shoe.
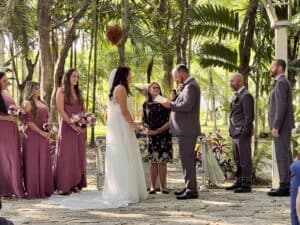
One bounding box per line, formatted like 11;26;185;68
225;183;241;191
176;191;198;200
234;186;252;193
267;188;290;197
148;190;156;194
174;188;186;196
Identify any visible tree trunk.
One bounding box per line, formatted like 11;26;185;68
37;0;54;107
51;30;59;64
0;32;4;70
50;0;92;120
208;69;217;131
238;0;259;86
90;2;99;148
146;56;154;83
85;29;94;111
117;0;130;66
70;42;73;68
253;75;259;160
162;53;174;94
176;0;189;65
204;99;209;126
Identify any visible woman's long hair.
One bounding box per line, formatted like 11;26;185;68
0;72;7;114
63;68;84;109
23;81;44;120
109;67;132;99
146;82;163;102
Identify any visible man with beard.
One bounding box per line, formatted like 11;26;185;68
161;64;200;200
268;59;295;197
225;73;254;193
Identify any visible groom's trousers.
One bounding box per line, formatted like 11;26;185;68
178;135;198;192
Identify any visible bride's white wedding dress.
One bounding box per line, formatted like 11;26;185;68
44;95;147;210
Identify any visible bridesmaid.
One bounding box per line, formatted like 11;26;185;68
21;81;54;199
54;68;86;195
0;71;24;198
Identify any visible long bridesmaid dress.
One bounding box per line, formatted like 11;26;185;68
22;106;54;199
0;94;24;198
54;88;87;193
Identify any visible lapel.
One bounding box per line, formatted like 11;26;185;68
270;75;286;102
176;78;194;102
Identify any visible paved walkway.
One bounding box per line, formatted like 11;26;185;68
0;153;290;225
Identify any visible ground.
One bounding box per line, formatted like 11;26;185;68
0;149;290;225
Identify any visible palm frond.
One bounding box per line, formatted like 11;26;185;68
190;4;239;39
197;42;238;71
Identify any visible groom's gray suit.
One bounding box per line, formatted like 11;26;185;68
170;77;201;192
269;74;295;188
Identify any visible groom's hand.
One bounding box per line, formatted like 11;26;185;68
161;101;171;109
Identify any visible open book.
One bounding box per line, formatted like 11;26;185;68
154;95;167;104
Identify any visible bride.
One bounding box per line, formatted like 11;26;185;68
45;67;147;210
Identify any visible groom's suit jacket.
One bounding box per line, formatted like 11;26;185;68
170;77;201;137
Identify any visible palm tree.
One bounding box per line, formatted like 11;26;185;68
190;4;239;72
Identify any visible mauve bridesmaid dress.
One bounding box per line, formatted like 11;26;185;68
54;88;87;193
22;106;54;199
0;94;24;197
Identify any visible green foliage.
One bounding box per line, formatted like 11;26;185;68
197;42;238;71
190;4;239;40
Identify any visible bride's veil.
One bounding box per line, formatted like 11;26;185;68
108;68;117;96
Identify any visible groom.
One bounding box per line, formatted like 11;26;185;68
162;64;201;200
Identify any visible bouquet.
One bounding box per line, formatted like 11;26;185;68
70;112;96;128
42;122;58;134
7;105;22;116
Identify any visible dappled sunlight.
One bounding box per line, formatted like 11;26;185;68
88;210;149;219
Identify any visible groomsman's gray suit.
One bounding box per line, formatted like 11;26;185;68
269;75;295;188
170;77;201;192
229;87;254;187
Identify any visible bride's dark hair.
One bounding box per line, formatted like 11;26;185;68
0;72;7;114
109;66;132;99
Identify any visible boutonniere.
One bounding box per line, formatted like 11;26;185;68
177;84;184;93
231;92;238;103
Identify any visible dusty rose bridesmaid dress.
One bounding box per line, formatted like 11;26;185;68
54;88;87;193
0;94;24;197
22;106;54;199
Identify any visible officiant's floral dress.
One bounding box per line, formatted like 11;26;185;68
143;101;172;163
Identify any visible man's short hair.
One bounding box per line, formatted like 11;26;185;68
173;64;189;74
275;59;286;71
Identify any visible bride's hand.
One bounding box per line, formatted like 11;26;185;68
132;123;141;131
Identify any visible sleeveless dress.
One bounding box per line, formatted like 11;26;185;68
44;96;147;210
22;106;54;199
0;93;24;197
54;88;87;193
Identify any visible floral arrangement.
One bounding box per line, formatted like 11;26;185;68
7;105;22;116
70;112;97;128
42;122;58;134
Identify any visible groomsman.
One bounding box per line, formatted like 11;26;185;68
268;59;295;197
226;73;254;193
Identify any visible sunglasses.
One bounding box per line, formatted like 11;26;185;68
152;86;160;89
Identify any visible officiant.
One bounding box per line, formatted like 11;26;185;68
142;82;172;195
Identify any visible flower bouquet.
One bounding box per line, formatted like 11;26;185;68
7;105;22;116
42;122;58;134
70;112;97;128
